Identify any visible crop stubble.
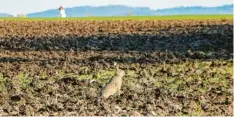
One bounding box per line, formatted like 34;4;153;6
0;19;233;116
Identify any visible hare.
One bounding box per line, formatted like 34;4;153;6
100;62;125;98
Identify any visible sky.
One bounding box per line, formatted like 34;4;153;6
0;0;232;15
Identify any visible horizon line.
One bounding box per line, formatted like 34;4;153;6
1;4;233;15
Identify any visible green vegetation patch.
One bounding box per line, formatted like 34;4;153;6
0;14;232;21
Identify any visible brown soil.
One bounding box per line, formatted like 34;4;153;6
0;19;233;116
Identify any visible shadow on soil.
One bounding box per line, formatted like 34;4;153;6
0;24;233;62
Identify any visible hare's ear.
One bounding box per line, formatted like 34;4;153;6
113;61;119;70
113;61;117;66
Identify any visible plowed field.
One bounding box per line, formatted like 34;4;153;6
0;19;233;116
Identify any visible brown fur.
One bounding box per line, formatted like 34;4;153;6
100;62;125;98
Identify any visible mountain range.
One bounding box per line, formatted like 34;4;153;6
0;13;12;17
0;4;233;17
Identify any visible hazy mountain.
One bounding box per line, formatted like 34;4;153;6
154;5;233;15
2;4;233;17
27;5;155;17
0;13;12;17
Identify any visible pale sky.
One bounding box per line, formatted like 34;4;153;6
0;0;232;15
